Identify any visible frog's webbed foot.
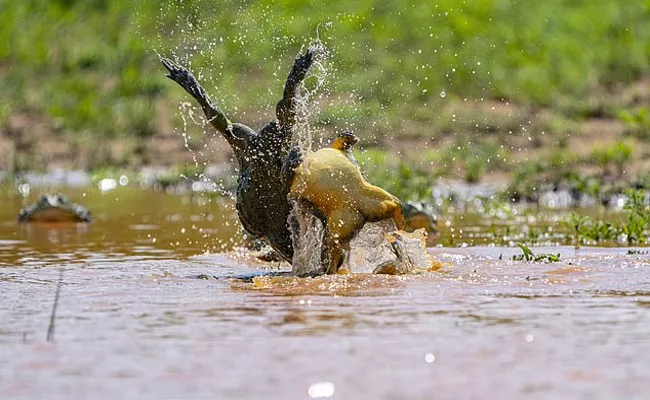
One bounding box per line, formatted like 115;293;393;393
160;57;208;104
288;44;317;84
160;56;234;139
276;43;321;133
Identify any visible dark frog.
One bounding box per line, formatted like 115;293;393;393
160;44;319;262
18;194;91;223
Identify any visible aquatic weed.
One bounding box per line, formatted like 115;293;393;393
563;213;590;249
621;188;649;245
511;243;561;263
560;190;649;246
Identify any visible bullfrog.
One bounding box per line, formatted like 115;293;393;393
161;44;319;262
18;194;91;223
283;132;405;274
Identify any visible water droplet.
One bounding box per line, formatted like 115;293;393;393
425;353;435;363
18;183;30;197
308;382;335;398
440;90;447;98
98;178;117;192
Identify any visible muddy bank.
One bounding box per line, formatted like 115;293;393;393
1;99;648;184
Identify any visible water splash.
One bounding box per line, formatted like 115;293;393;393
346;220;402;273
289;200;326;276
290;202;436;276
293;40;331;152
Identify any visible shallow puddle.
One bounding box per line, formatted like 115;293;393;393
1;187;649;399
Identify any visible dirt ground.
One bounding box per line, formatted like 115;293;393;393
1;78;648;179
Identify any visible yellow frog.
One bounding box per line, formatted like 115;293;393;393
283;132;405;274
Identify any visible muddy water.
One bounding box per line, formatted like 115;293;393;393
1;187;649;399
0;188;242;267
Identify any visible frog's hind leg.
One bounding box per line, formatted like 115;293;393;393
359;190;406;231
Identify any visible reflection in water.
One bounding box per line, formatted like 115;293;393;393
232;273;407;296
1;187;650;398
19;222;90;244
0;187;242;266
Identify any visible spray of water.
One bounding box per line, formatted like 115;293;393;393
292;39;331;152
153;9;433;272
289;200;326;276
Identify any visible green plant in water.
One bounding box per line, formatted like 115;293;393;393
512;243;561;263
561;190;649;246
563;212;590;249
584;220;618;243
621;188;649;245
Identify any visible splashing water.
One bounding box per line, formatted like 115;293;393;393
288;42;437;275
160;25;425;272
290;200;436;276
175;101;233;200
347;222;436;274
293;40;331;152
289;200;326;276
346;220;402;273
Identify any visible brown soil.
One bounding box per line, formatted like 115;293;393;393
1;79;648;179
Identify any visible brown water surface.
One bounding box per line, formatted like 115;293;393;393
0;187;242;267
1;187;649;399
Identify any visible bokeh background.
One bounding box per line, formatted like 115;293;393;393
1;0;649;201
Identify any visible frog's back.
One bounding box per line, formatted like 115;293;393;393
291;149;367;212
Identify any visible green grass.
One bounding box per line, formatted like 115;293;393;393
562;189;650;246
589;140;633;178
619;106;650;140
509;243;561;263
2;0;649;139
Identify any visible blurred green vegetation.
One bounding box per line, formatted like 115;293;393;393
3;0;648;251
619;106;650;140
355;149;432;201
2;0;649;134
563;189;650;245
